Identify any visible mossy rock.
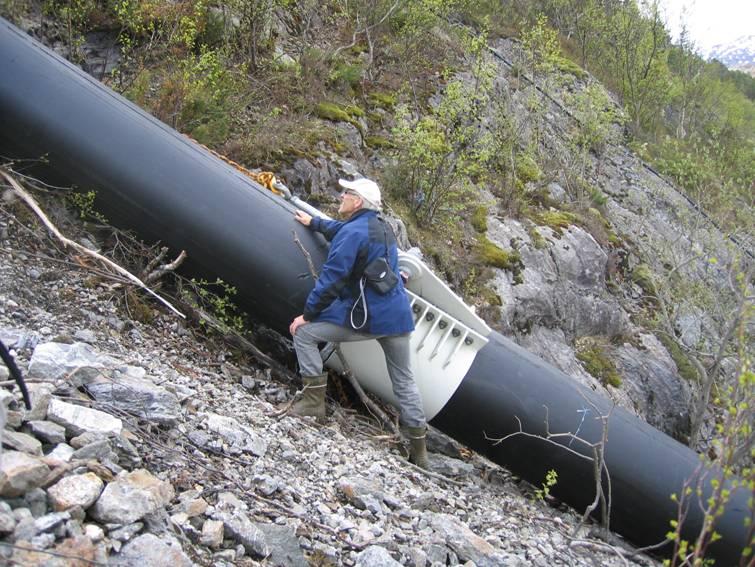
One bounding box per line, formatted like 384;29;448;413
344;104;365;117
471;205;488;233
368;91;397;109
631;264;656;296
477;237;523;280
527;226;548;249
555;55;588;79
315;102;355;124
365;135;395;149
515;154;542;184
656;333;699;382
536;210;578;232
575;337;622;387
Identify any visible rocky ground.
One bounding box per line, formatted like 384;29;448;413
0;185;666;565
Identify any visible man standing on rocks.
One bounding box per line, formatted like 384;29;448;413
288;177;429;469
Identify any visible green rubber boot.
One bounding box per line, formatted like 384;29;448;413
290;374;327;421
407;426;429;469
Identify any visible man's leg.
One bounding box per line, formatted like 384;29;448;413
377;334;429;468
293;321;371;376
376;334;426;428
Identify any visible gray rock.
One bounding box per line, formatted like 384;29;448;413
338;476;386;511
72;439;116;461
109;521;143;542
205;412;267;456
257;523;308;567
0;503;16;535
355;545;403;566
615;334;693;439
200;518;224;548
28;341;116;383
546;182;567;203
47;472;104;511
47;443;75;462
214;510;269;558
47;398;123;437
25;420;66;444
2;430;43;455
33;510;70;533
70;430;106;449
23;383;55;422
73;329;97;343
0;450;50;497
428;454;475;477
428;513;506;567
24;487;48;517
86;373;181;426
113;533;193;567
90;469;175;524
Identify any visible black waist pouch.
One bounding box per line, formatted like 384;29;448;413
363;257;399;294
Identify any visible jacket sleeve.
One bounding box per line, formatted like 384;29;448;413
310;217;344;242
303;229;362;321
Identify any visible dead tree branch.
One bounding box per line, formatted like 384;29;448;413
1;168;185;319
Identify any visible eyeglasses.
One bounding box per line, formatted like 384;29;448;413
340;191;359;200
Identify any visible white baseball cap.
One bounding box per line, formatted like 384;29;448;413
338;178;381;208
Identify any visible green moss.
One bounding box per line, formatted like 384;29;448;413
344;104;365;117
315;102;353;123
576;337;622;387
368;91;397;108
555;55;588;79
365;135;395;149
471;205;488;233
656;333;699;382
631;264;656;297
527;226;548;249
477;237;523;282
536;210;578;231
515;154;542;184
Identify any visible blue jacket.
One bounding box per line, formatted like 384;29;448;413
303;210;415;335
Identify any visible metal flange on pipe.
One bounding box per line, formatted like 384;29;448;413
0;18;749;564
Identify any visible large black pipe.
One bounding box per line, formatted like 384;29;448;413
0;19;749;564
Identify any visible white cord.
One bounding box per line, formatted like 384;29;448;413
350;277;368;330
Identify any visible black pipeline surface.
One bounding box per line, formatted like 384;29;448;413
0;18;749;564
0;18;326;335
432;333;750;564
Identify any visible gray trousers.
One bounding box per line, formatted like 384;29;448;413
293;321;426;428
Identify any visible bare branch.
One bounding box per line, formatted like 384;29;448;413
1;169;185;319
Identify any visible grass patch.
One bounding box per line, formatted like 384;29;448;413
365;135;394;149
471;205;488;233
576;337;622;387
656;333;699;382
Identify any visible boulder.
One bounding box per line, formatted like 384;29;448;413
0;450;49;497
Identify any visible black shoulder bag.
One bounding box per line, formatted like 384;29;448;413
362;217;399;294
349;216;400;330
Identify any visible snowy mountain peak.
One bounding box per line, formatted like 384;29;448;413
705;35;755;76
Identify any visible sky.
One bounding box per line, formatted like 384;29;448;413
660;0;755;53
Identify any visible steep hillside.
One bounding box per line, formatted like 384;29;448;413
0;0;752;564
